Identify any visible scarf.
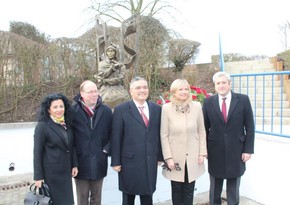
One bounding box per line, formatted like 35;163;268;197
80;99;95;118
50;115;67;129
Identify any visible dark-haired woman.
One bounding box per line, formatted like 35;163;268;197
33;93;78;205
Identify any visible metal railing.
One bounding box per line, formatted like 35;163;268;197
231;71;290;138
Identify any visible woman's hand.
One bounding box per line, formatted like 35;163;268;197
35;180;44;188
198;155;206;164
166;158;175;170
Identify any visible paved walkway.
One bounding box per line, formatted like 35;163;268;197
0;173;33;205
155;193;263;205
0;172;263;205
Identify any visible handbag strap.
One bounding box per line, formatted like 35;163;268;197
40;183;51;197
30;183;51;197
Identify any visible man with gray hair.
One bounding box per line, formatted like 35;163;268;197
202;71;255;205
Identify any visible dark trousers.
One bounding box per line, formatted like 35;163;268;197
171;163;196;205
75;178;104;205
122;192;153;205
209;175;241;205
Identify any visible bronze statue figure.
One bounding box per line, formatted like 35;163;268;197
97;44;130;108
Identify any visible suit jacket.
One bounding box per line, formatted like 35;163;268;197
33;119;78;204
160;101;207;183
202;91;255;179
111;100;163;195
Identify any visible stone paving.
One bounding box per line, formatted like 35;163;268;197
155;193;264;205
0;173;263;205
0;173;33;205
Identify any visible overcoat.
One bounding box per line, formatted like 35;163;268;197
202;91;255;179
160;101;207;183
33;119;78;205
72;95;112;181
111;100;163;195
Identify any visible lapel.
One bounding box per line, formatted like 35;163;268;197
227;91;239;122
147;101;154;127
48;120;69;148
93;105;104;129
211;94;225;122
128;100;147;127
77;106;91;129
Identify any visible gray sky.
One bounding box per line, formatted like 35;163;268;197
0;0;289;63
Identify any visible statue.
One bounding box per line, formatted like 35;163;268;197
97;44;130;108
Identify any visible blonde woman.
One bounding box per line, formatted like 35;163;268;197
160;79;207;205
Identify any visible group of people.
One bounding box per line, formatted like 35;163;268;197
33;71;255;205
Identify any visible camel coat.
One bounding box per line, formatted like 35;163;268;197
160;101;207;183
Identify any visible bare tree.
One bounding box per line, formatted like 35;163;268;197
168;39;200;73
9;21;49;44
279;21;290;51
88;0;172;23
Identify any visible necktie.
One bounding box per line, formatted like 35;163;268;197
139;106;149;127
222;97;227;122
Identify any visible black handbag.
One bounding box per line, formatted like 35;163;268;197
24;182;53;205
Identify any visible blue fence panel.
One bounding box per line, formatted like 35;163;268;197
231;71;290;138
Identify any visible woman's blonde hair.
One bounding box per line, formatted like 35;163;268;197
169;79;192;105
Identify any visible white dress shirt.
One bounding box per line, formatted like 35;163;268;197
218;92;231;116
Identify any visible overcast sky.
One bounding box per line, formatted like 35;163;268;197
0;0;289;63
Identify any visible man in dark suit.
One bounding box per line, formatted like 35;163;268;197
72;80;112;205
111;76;163;205
202;72;255;205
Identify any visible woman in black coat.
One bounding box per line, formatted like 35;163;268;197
33;93;78;205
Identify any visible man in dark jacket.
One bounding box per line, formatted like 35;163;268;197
72;80;112;205
111;77;163;205
203;72;255;205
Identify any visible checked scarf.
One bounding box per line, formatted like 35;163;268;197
79;98;98;129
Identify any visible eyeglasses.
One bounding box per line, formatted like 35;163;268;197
162;162;181;172
82;90;98;94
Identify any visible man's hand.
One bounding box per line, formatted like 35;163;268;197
71;167;78;177
242;153;252;162
112;165;121;172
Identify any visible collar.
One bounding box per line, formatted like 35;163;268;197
218;91;231;101
133;100;148;109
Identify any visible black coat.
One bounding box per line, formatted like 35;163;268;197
72;96;112;181
202;91;255;179
33;120;78;205
111;100;163;195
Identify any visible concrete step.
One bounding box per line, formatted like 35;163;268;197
229;68;276;74
225;59;274;73
232;87;284;94
255;116;290;125
254;108;290;117
231;75;280;81
232;80;282;87
247;93;287;101
225;59;274;68
253;101;290;109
